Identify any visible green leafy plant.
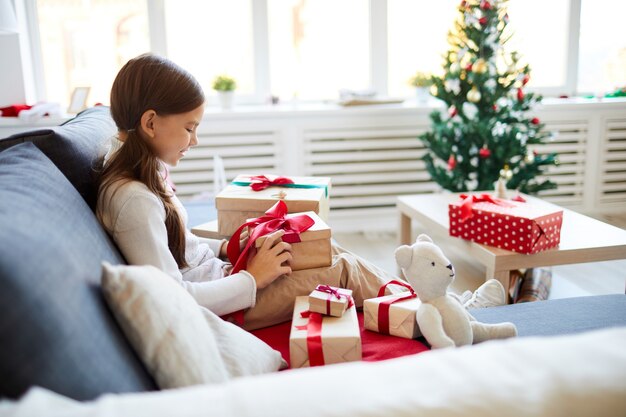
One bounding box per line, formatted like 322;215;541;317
212;75;237;92
409;71;434;88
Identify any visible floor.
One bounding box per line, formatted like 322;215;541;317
334;214;626;300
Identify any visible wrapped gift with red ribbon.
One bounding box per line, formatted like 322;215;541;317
290;296;361;368
363;280;423;339
449;193;563;254
308;285;354;317
216;174;331;236
227;200;331;274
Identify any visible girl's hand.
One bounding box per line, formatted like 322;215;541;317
219;228;249;259
245;229;292;289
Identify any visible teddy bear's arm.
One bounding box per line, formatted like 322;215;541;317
416;304;456;349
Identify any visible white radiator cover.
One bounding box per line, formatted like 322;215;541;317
167;100;626;233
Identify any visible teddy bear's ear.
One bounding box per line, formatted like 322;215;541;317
395;245;413;269
416;234;433;244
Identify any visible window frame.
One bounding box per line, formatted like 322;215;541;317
23;0;584;105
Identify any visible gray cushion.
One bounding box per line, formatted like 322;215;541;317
470;294;626;337
0;106;116;209
0;142;156;400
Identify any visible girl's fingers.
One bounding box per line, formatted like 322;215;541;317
261;230;285;250
270;241;292;255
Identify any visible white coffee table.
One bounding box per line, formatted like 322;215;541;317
397;193;626;293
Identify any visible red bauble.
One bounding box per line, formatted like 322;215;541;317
479;146;491;158
480;0;492;9
517;88;525;101
447;155;457;170
522;74;530;85
449;106;458;118
492;104;498;111
465;63;473;72
479;16;488;25
531;117;540;125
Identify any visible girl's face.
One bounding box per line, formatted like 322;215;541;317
147;104;205;166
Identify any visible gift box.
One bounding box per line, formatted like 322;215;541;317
364;292;422;339
253;210;331;271
216;174;331;236
308;285;353;317
449;194;563;254
290;296;361;368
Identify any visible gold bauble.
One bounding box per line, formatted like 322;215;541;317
473;58;487;74
460;71;467;80
450;62;461;74
467;87;481;103
430;84;439;96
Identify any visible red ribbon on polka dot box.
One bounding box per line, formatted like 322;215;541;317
448;194;563;254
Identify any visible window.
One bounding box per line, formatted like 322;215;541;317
35;0;149;107
267;0;370;101
387;0;458;98
26;0;623;106
577;0;626;95
506;0;570;93
164;0;255;98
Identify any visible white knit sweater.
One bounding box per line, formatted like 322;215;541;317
97;139;256;315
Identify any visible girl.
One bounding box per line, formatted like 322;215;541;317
97;54;506;331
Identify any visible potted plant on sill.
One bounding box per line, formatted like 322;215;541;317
409;71;434;104
212;74;237;110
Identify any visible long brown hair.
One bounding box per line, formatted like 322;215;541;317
100;53;205;268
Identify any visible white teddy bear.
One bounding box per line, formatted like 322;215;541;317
395;234;518;349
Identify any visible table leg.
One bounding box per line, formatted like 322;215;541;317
399;212;411;246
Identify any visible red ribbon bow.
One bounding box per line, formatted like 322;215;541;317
458;193;514;223
227;200;314;274
223;200;314;325
248;175;295;191
315;285;354;315
376;280;417;335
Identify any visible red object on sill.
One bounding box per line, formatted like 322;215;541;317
0;104;33;117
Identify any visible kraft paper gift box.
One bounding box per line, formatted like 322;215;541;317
449;194;563;254
363;292;423;339
253;211;332;271
308;285;353;317
289;296;361;368
216;174;331;236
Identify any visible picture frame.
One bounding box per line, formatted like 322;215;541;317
67;87;90;114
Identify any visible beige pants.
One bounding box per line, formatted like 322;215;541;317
243;242;406;331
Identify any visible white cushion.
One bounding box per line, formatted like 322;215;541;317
100;262;285;389
4;327;626;416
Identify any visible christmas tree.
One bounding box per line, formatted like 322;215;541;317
419;0;558;194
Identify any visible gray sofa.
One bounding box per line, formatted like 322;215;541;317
1;106;625;402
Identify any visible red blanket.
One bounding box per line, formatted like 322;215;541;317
251;311;429;368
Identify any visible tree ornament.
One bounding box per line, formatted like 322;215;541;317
522;74;530;85
449;105;458;118
467;87;481;103
450;62;461;74
473;58;487;74
517;88;525;101
480;0;492;10
499;164;513;180
447;155;457;171
525;149;535;163
479;16;488;25
479;146;491;158
531;117;540;125
430;84;439;96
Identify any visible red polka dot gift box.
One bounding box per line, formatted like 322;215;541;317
448;194;563;254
